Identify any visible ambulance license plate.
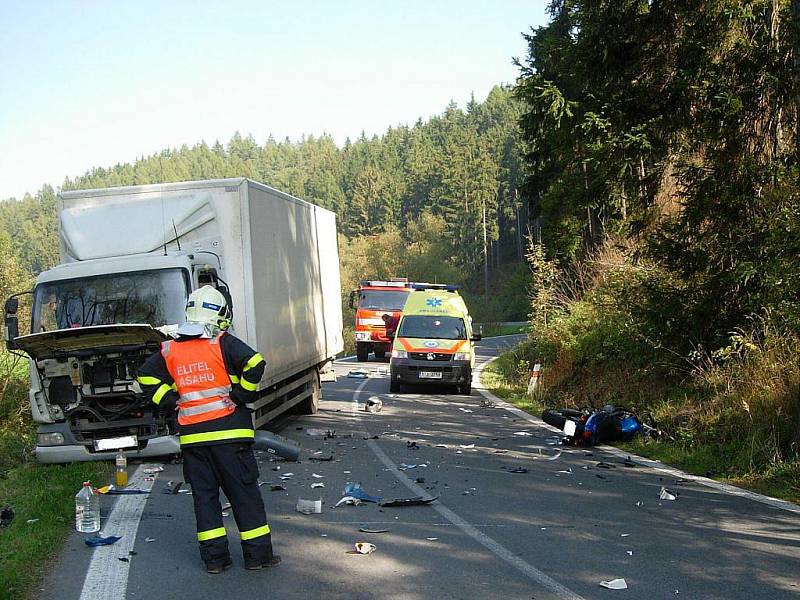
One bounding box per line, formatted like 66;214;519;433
419;371;442;379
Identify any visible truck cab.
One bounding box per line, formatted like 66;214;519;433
350;280;411;361
388;286;480;395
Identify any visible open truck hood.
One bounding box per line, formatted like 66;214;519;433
14;324;168;359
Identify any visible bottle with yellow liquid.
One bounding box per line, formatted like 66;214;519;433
115;452;128;488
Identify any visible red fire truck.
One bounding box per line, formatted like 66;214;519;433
349;279;412;361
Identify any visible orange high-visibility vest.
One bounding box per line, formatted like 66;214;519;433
161;336;235;426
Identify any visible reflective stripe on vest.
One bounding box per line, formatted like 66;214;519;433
180;428;255;445
162;337;235;426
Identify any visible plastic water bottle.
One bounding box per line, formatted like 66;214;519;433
75;481;100;533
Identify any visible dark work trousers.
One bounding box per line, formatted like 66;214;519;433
182;443;274;566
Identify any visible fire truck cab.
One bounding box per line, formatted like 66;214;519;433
349;279;412;362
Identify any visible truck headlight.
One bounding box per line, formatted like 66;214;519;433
37;432;65;446
454;352;470;361
391;350;407;359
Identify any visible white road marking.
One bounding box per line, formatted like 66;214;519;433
352;373;586;600
351;377;370;413
79;465;159;600
472;354;800;515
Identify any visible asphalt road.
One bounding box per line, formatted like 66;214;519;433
41;336;800;599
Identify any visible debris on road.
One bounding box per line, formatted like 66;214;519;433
507;467;528;474
312;473;325;478
358;526;389;534
308;455;334;462
545;450;563;461
305;428;336;438
407;441;419;450
296;499;322;514
426;537;439;541
597;462;616;469
163;481;183;495
0;506;14;528
311;483;325;489
458;444;475;450
143;466;164;475
347;369;369;379
84;535;121;547
513;431;533;437
379;496;438;507
270;484;287;491
145;537;156;542
600;578;628;590
349;542;376;555
623;457;638;468
659;487;677;501
556;468;573;474
365;396;383;413
343;483;382;503
335;496;362;507
458;407;473;413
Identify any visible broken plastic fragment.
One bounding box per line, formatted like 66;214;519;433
343;482;382;503
599;579;627;590
347;369;369;379
270;484;287;491
145;537;156;542
379;496;438;507
458;444;475;449
143;466;164;474
513;431;533;437
458;407;473;413
296;499;322;514
507;467;528;474
354;541;376;554
659;486;677;501
358;526;389;534
365;396;383;413
335;496;362;507
426;537;438;541
84;535;122;547
545;450;563;461
311;483;325;489
312;473;325;478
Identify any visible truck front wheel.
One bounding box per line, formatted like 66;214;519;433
356;343;370;362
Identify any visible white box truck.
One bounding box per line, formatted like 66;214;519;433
2;178;343;463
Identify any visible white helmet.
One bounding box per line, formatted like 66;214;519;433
184;286;231;330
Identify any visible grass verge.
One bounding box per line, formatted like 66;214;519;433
0;352;111;599
0;461;110;599
481;350;800;505
476;322;530;337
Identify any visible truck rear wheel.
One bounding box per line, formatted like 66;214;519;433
356;343;370;362
296;371;321;415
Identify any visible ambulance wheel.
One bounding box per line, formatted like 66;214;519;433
373;349;386;360
390;380;401;393
459;382;472;396
356;343;370;362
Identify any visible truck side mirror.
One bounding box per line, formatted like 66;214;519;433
4;297;20;350
348;291;356;309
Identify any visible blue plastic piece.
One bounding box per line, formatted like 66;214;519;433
343;483;382;503
84;535;122;547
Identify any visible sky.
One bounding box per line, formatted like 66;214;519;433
0;1;549;200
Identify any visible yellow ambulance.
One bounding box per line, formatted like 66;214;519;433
388;285;480;395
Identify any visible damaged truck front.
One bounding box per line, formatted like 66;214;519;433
4;256;192;462
3;178;344;464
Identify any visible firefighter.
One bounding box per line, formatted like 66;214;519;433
137;285;280;574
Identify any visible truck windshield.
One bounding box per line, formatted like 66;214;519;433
32;268;190;332
358;290;409;311
398;316;467;340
